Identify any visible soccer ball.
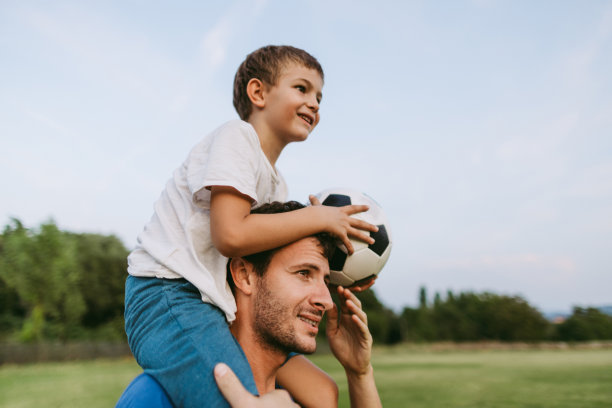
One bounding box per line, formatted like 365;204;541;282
315;188;392;286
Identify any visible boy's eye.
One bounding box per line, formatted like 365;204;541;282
295;85;306;93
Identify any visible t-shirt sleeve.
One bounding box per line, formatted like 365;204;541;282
187;122;261;208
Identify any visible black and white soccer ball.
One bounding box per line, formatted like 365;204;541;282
315;188;392;286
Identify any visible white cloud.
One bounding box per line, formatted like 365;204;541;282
201;19;232;70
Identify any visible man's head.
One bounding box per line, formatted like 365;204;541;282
233;45;324;121
228;201;336;355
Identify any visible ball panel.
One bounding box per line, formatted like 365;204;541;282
330;271;355;286
369;224;390;256
377;244;392;270
329;249;347;272
342;249;383;281
322;194;351;207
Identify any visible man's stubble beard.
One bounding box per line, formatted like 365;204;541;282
253;276;317;355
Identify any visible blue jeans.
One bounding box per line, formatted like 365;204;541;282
124;275;257;408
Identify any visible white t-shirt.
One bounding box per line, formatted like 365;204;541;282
127;120;288;322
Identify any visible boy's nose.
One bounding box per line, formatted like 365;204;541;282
307;95;319;112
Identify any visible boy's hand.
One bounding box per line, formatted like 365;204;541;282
326;286;373;377
214;363;299;407
309;195;378;255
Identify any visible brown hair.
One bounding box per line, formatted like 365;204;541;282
227;201;336;291
232;45;324;120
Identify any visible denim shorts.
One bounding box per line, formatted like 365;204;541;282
124;275;257;407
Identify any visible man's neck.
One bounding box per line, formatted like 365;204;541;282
230;321;287;394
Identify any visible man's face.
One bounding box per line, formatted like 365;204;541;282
252;237;333;354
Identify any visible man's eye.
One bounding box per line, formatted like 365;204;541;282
298;270;310;277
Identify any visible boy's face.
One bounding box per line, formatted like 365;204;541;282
260;62;323;144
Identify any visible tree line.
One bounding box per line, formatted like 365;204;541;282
1;219;611;344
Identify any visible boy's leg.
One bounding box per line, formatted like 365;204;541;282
125;275;257;408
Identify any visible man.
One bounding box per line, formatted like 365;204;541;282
117;201;381;407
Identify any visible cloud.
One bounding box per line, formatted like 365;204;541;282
198;0;270;74
200;18;232;70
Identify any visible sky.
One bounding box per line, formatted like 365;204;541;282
1;0;611;314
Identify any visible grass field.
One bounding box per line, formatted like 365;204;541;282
1;345;611;407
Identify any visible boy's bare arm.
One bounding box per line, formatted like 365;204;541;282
210;186;377;257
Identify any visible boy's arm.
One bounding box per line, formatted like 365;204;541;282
210;186;377;257
276;355;338;408
327;287;382;408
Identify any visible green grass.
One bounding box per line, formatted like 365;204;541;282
1;347;611;407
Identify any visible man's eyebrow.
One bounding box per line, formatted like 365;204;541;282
293;263;321;271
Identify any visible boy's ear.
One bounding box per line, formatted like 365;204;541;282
229;257;255;296
246;78;266;109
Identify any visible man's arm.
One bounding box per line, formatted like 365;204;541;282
276;355;338;408
326;286;382;408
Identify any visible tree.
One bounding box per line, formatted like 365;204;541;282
556;307;612;341
70;232;128;333
0;219;85;341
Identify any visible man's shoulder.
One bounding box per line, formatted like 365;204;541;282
115;373;173;408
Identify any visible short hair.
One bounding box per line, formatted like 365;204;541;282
233;45;324;120
227;201;336;291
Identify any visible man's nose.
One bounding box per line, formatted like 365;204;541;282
312;279;333;312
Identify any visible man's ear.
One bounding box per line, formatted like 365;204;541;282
229;257;255;296
246;78;266;110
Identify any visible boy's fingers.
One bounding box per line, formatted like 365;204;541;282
342;237;355;254
214;363;253;407
343;204;370;215
350;229;375;245
350;218;379;232
309;195;321;206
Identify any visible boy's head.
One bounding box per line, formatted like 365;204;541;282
233;45;324;121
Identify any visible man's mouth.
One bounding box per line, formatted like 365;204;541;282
298;316;319;327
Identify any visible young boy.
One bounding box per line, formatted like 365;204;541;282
124;45;377;407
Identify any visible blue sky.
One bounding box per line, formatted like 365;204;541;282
1;0;611;313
